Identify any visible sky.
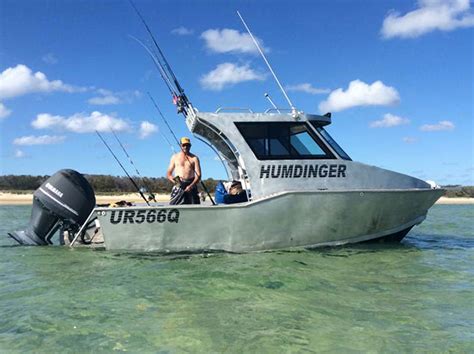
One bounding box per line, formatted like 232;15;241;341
0;0;472;186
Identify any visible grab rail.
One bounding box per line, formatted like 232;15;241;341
264;108;293;113
215;107;254;113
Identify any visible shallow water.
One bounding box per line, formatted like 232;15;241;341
0;205;473;352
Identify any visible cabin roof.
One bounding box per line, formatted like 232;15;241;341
191;111;331;127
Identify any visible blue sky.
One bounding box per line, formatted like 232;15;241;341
0;0;472;185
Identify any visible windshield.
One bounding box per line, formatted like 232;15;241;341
314;126;352;161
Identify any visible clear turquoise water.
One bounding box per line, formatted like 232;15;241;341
0;204;473;352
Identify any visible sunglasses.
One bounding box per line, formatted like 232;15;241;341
181;143;191;147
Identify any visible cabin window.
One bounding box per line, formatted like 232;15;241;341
236;122;335;160
312;125;352;161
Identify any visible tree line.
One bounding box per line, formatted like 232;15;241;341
0;174;220;194
0;174;472;198
443;186;474;198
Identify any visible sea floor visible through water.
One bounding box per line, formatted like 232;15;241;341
0;204;473;352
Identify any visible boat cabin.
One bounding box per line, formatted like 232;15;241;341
186;109;355;201
186;108;429;202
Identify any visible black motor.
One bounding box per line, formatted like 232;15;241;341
8;169;96;245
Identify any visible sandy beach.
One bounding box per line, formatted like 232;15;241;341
434;196;474;205
0;192;170;205
0;192;472;205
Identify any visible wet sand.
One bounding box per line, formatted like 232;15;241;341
0;192;472;205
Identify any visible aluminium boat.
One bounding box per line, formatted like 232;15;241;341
8;106;444;252
93;108;444;251
7;9;444;252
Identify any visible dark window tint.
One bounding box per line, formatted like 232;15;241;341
236;122;335;160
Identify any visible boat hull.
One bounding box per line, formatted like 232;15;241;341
95;189;443;252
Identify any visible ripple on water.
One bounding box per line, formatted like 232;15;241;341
0;204;473;352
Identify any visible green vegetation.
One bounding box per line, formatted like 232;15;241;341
442;185;474;198
0;174;219;195
1;175;472;198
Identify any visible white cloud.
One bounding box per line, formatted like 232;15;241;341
0;64;87;100
420;120;455;131
403;136;417;143
0;103;11;119
200;29;266;54
285;83;330;95
318;79;400;113
32;111;130;133
370;113;410;128
32;113;63;129
381;0;474;39
42;53;58;64
13;135;66;145
14;149;26;158
88;92;120;105
88;89;140;105
171;26;194;36
200;63;265;91
139;121;158;139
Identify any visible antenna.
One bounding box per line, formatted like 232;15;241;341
264;93;281;113
237;10;297;117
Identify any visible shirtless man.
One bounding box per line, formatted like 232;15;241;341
167;137;201;204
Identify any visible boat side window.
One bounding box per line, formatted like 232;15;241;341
311;124;352;161
236;122;335;160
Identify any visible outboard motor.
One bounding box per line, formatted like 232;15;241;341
8;169;96;245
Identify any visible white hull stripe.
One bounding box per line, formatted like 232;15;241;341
38;187;79;216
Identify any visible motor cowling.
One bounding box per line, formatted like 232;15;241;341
8;169;96;245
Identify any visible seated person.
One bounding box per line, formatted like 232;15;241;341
215;180;248;204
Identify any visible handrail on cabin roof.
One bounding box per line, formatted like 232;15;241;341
215;107;254;114
264;108;293;114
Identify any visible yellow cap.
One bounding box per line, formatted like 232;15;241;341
180;137;191;145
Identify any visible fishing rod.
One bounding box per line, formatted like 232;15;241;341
129;35;176;97
147;92;180;144
128;1;214;204
110;128;157;202
95;130;150;206
128;0;177;90
128;0;192;116
128;0;184;95
147;93;216;206
157;128;176;153
130;36;189;116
